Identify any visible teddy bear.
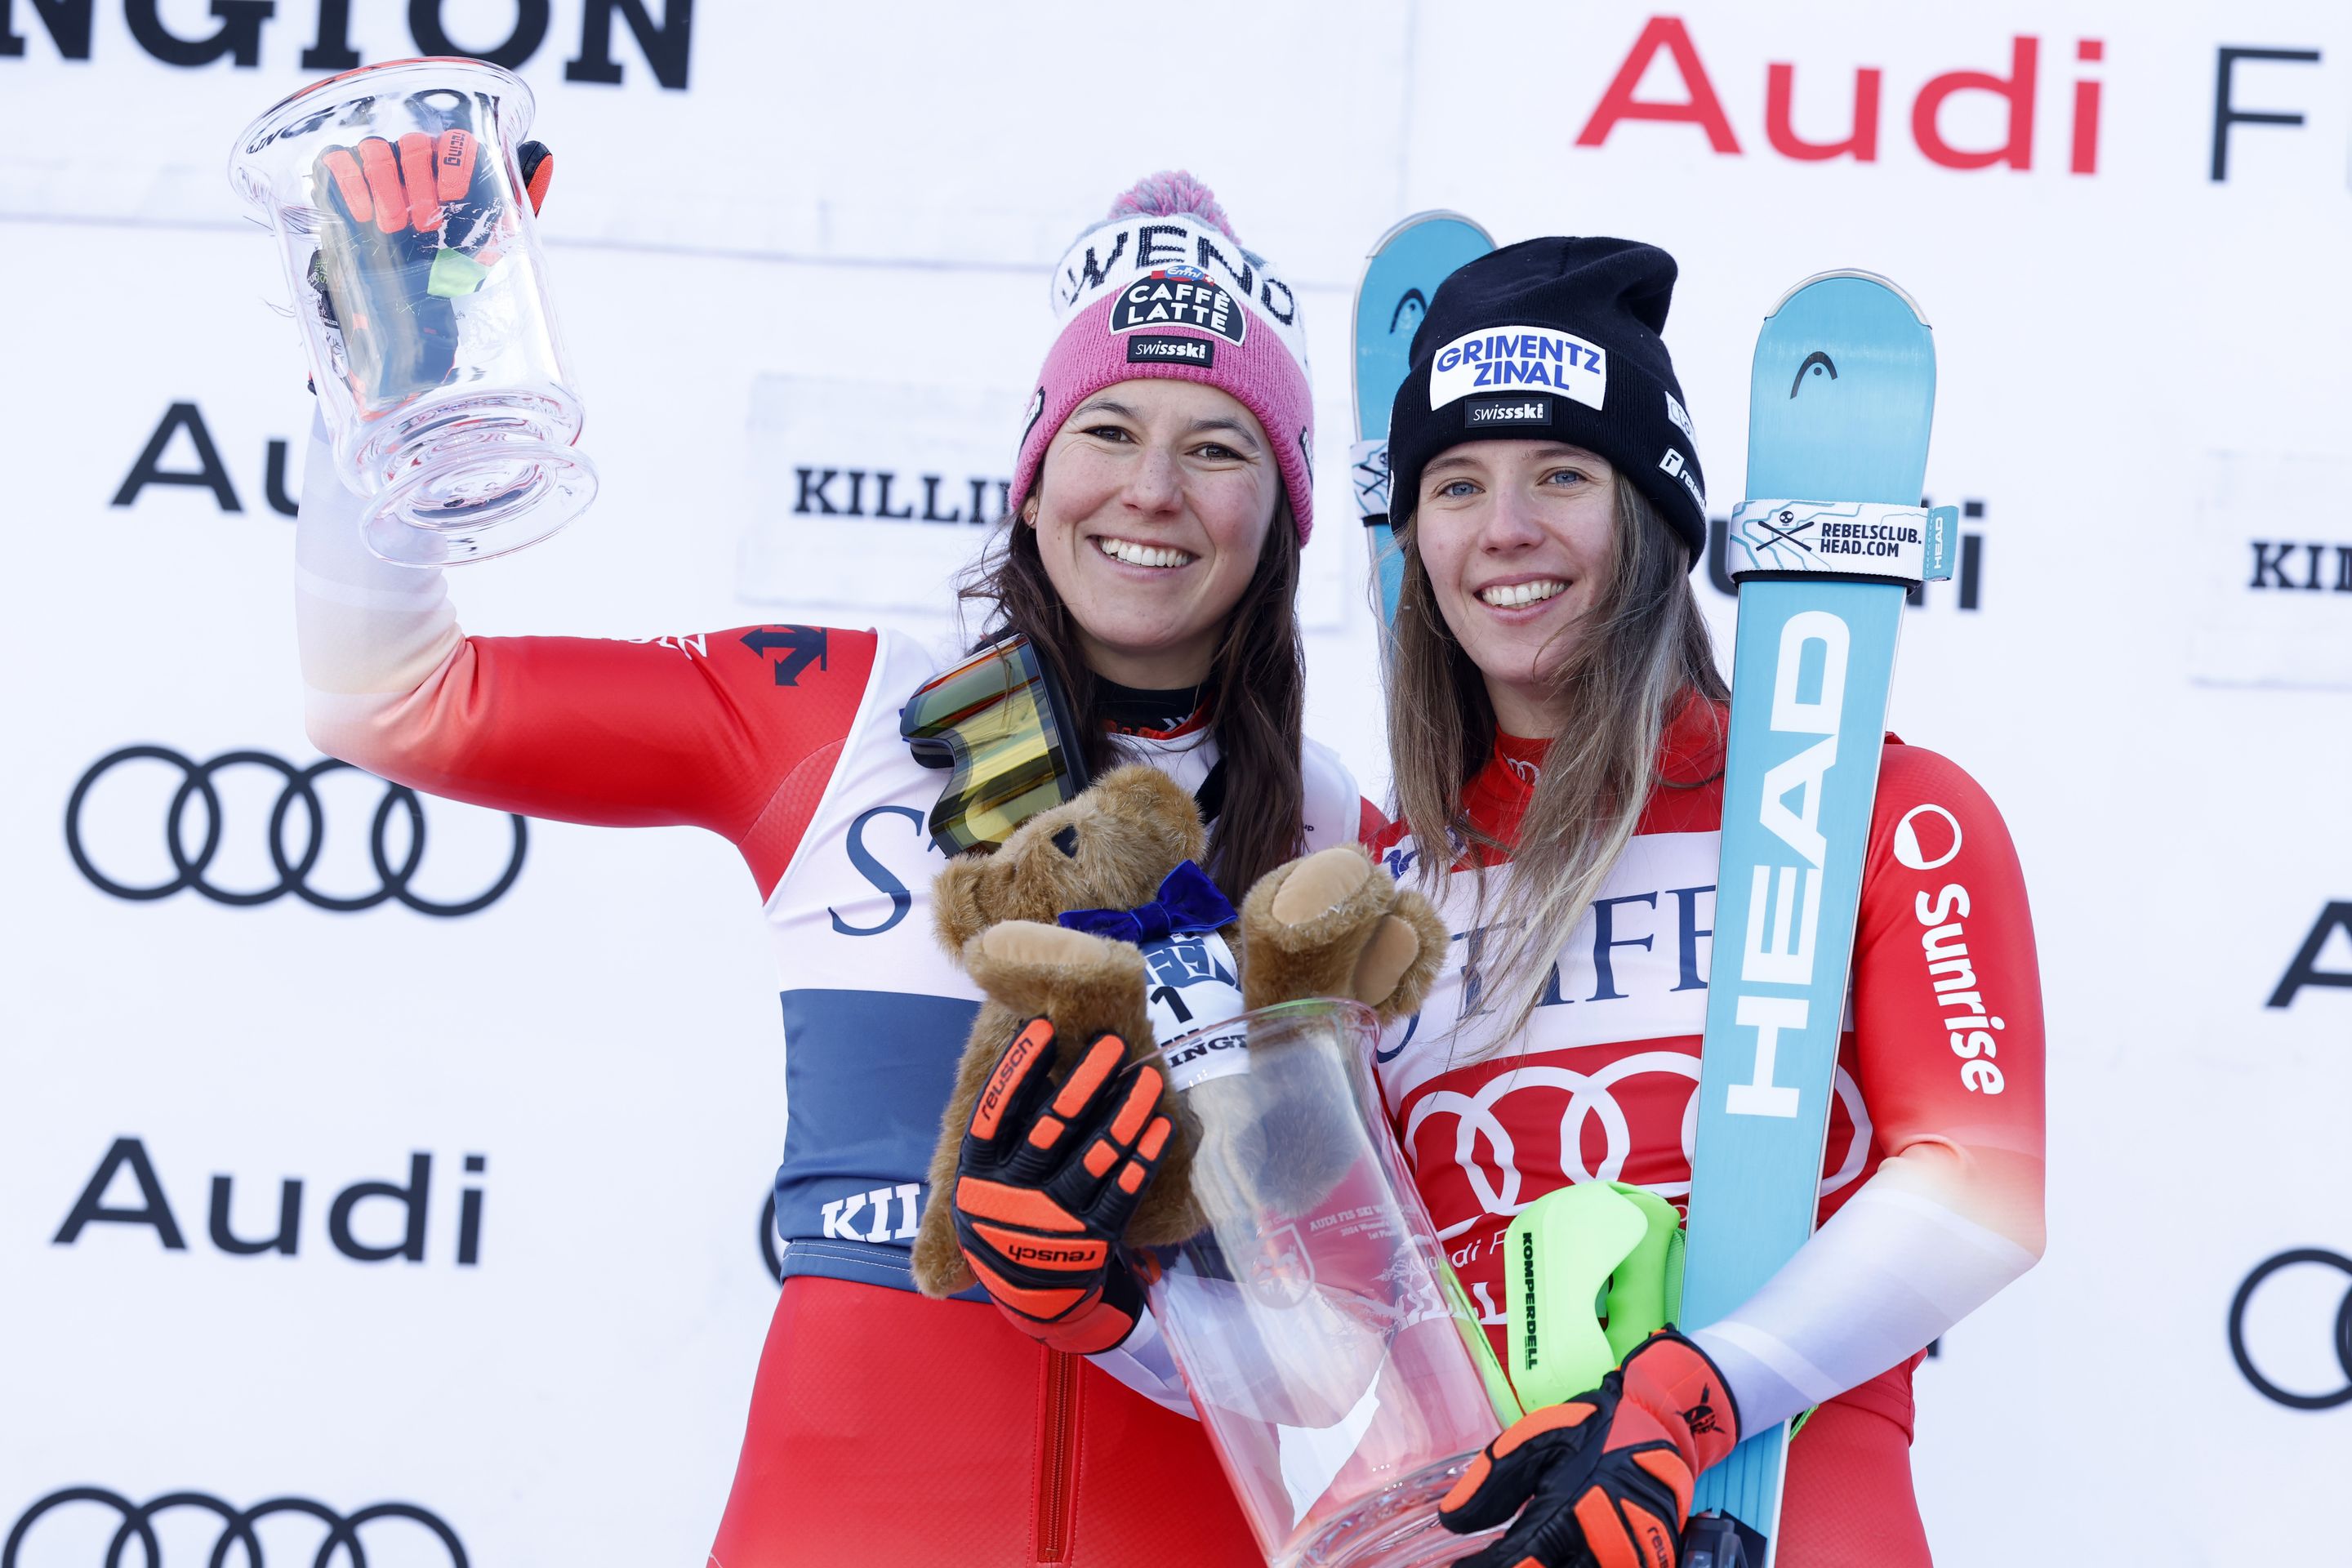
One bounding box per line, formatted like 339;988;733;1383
909;763;1450;1298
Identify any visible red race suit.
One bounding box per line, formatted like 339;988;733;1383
1364;696;2046;1566
294;425;1363;1566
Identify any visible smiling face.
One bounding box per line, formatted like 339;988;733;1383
1022;378;1282;689
1412;439;1620;737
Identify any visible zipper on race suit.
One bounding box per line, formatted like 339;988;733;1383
1035;1347;1080;1565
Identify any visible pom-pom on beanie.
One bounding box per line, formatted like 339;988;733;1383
1012;172;1316;542
1387;237;1705;565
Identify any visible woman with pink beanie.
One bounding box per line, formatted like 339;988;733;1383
292;170;1352;1563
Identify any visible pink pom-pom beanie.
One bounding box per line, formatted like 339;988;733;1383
1011;172;1316;542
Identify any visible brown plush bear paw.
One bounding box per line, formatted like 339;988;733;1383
1238;846;1414;1014
1356;888;1450;1022
960;922;1149;1034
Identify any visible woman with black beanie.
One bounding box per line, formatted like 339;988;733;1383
1366;237;2047;1566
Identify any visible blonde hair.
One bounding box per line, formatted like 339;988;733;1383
1382;474;1727;1050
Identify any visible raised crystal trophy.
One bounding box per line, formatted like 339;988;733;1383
1141;1000;1514;1568
229;58;595;566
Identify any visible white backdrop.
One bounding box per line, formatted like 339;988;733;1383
3;3;2349;1564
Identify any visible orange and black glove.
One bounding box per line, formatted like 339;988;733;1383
305;128;553;403
1441;1328;1740;1568
951;1018;1173;1356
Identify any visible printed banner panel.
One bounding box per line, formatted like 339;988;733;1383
2;5;2350;1567
2190;452;2352;688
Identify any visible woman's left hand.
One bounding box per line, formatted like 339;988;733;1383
950;1017;1173;1355
1439;1329;1740;1568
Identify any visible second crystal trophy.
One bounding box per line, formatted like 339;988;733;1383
1138;1000;1513;1568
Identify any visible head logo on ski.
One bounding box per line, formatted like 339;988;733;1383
1789;350;1839;398
1391;286;1430;336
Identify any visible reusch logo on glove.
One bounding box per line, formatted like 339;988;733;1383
970;1022;1049;1138
1112;266;1246;346
1009;1241;1101;1266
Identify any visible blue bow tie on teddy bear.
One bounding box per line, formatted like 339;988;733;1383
1057;860;1236;947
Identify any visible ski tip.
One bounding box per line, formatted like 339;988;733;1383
1363;208;1496;261
1763;268;1931;328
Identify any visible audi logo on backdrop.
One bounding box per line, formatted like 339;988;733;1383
2;1488;466;1566
65;746;526;916
2228;1248;2352;1411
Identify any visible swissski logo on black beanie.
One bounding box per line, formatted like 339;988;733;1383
1386;236;1707;566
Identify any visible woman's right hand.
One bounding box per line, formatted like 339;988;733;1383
301;140;551;398
949;1017;1173;1354
1437;1329;1741;1568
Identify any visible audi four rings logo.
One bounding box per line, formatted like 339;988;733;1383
3;1488;466;1566
65;747;526;916
1405;1058;1875;1222
2229;1248;2352;1411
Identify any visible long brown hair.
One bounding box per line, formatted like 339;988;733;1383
1383;472;1726;1046
956;500;1307;898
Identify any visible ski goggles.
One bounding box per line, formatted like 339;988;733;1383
900;633;1090;855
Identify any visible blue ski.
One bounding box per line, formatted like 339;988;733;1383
1350;212;1493;629
1679;271;1956;1565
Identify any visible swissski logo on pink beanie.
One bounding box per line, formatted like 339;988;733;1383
1012;172;1317;542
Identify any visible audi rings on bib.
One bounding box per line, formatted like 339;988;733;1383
65;746;526;916
2228;1247;2352;1411
1403;1056;1873;1238
2;1487;467;1567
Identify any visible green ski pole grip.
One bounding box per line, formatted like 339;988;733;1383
1503;1181;1687;1409
1601;1183;1686;1362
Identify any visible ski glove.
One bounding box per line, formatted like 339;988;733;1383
306;132;553;403
1441;1329;1740;1568
951;1017;1173;1356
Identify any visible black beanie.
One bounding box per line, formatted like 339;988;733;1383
1387;236;1704;565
